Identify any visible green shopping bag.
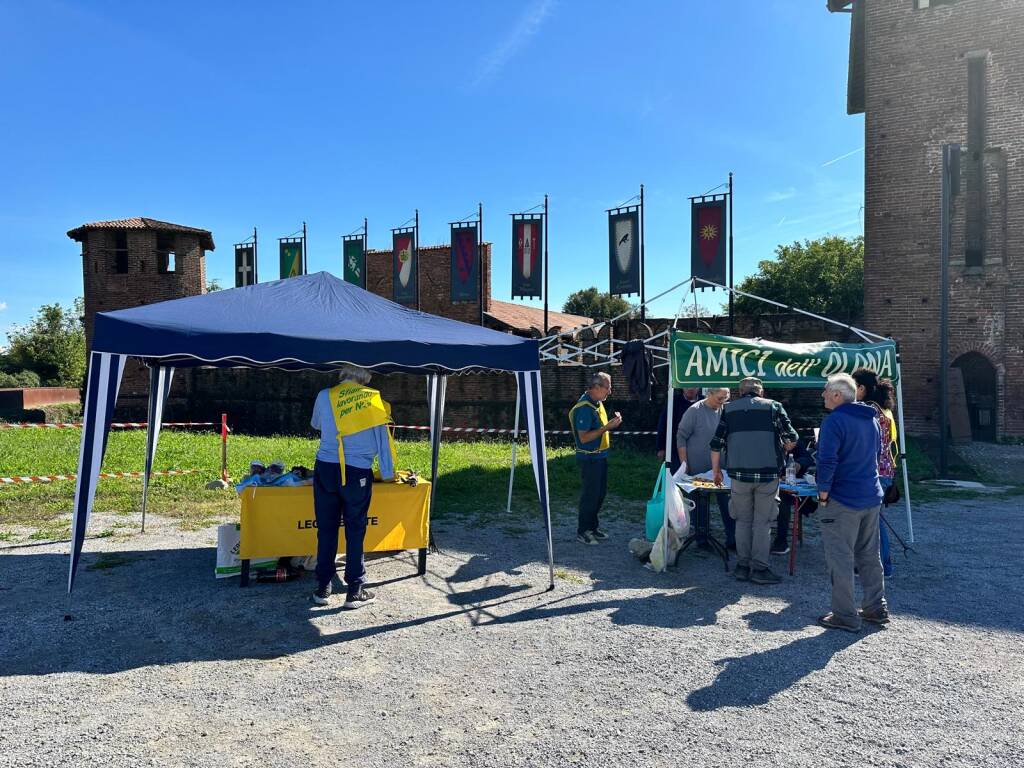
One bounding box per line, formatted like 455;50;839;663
645;468;666;541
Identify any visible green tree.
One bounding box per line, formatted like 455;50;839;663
6;298;86;387
562;287;631;321
732;235;864;319
206;278;223;292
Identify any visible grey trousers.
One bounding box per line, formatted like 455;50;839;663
820;499;887;629
729;479;779;570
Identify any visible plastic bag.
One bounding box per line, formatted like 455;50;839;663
649;524;682;572
215;523;276;579
665;481;693;534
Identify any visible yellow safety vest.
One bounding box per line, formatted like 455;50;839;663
569;397;610;454
328;382;397;484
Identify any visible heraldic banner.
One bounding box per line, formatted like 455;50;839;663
235;244;255;287
393;231;417;304
279;241;303;279
691;198;727;284
450;223;479;302
512;217;542;299
608;209;640;295
343;237;365;288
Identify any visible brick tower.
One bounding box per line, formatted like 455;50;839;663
67;217;215;396
828;0;1024;440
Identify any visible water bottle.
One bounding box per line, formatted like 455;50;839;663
785;454;797;485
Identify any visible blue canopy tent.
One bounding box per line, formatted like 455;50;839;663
69;271;554;595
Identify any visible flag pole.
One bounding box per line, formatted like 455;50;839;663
544;194;549;335
302;221;308;275
415;209;420;311
253;227;258;284
728;172;734;335
363;217;368;289
640;183;646;322
478;201;484;326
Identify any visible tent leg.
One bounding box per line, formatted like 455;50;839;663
894;370;914;544
506;381;521;515
662;363;675;569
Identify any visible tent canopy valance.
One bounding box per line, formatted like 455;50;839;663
92;271;540;374
69;272;553;599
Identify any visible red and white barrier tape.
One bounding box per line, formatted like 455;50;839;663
0;468;204;486
0;421;219;430
391;425;657;436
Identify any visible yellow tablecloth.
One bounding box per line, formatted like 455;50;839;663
239;480;430;560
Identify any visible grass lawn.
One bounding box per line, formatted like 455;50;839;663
0;428;663;541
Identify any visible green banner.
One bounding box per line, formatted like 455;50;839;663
670;330;899;388
280;241;302;279
343;238;365;288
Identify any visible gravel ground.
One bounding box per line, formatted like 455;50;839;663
954;442;1024;482
1;496;1022;768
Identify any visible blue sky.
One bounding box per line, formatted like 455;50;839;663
0;0;862;343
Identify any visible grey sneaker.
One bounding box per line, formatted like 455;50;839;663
343;587;376;610
859;606;891;625
750;568;782;585
577;531;599;546
734;564;751;581
591;528;610;541
818;613;860;632
311;583;332;606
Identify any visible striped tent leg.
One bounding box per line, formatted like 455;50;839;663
141;365;174;533
517;370;555;590
68;352;126;595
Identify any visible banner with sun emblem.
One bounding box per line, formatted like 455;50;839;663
343;237;365;288
393;232;417;304
512;217;543;299
691;199;727;284
608;209;640;296
450;224;479;303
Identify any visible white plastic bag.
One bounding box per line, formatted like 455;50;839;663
215;523;275;579
649;524;682;572
664;482;693;535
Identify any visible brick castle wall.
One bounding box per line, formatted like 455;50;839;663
861;0;1023;437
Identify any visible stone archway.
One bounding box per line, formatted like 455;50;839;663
952;351;998;442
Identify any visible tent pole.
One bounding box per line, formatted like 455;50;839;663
141;371;158;533
894;360;914;544
506;380;521;516
692;277;889;342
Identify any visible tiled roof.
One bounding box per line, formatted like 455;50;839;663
67;217;215;250
485;299;592;335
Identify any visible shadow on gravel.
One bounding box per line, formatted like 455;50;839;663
686;629;864;711
0;547;546;677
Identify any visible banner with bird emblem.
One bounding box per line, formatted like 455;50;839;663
608;209;640;295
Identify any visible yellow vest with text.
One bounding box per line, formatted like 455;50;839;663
569;395;610;454
328;382;398;484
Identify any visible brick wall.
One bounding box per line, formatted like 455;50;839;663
110;311;864;446
81;229;207;396
365;243;492;325
861;0;1023;437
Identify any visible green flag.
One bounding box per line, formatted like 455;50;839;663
280;241;302;279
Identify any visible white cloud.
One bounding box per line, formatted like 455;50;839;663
0;301;7;311
765;187;797;203
472;0;554;88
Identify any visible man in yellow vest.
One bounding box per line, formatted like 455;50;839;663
569;371;622;545
310;364;395;608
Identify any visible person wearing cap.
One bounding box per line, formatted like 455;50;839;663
710;377;797;584
309;364;396;609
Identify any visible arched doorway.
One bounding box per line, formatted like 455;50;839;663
952;352;998;442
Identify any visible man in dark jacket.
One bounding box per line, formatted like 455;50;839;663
816;373;888;632
710;377;797;584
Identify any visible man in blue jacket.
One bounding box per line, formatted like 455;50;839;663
815;373;889;632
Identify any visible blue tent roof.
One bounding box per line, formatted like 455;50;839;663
92;272;540;374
